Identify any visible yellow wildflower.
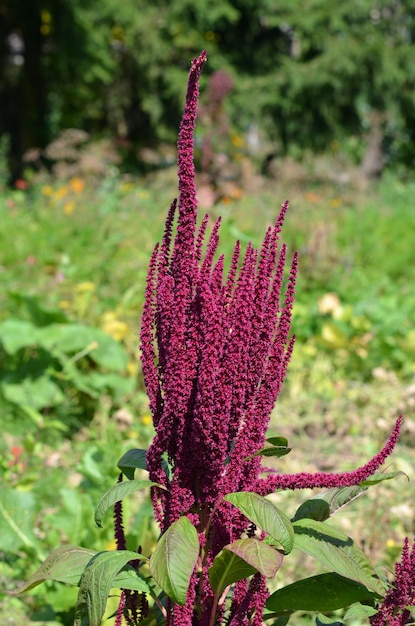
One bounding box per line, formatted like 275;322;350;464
231;133;244;148
64;201;75;215
70;177;84;194
101;311;129;341
75;281;96;293
126;361;138;377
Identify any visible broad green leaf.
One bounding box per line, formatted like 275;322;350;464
209;539;283;596
16;545;149;596
82;330;128;371
83;371;135;397
209;546;257;595
224;492;294;553
343;602;378;621
37;324;128;371
266;572;378;612
75;550;145;626
118;448;148;479
0;319;37;354
292;499;330;522
226;538;283;578
312;486;365;516
36;324;95;353
94;480;163;527
149;517;199;605
15;546;97;593
293;519;385;595
2;377;65;409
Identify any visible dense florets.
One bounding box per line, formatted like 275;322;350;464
139;51;403;626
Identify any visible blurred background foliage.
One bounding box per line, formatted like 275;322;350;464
1;0;415;182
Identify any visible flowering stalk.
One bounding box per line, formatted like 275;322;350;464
18;51;408;626
138;51;403;626
370;538;415;625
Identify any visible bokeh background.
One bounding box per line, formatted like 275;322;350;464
1;1;415;624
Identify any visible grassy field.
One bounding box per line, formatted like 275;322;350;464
1;166;414;625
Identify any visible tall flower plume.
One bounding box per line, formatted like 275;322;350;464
139;51;402;626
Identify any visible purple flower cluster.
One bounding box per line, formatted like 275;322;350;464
139;51;403;626
370;538;415;625
140;50;297;530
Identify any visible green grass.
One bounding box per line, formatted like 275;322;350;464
1;168;414;625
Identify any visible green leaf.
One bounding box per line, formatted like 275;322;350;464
226;538;283;578
246;436;291;460
316;615;343;625
293;519;386;595
246;446;292;460
37;324;128;371
16;546;149;596
15;546;97;593
311;486;365;517
343;602;378;621
118;448;148;479
0;319;37;354
209;546;258;595
83;371;135;397
224;492;294;553
209;538;283;596
266;572;378;612
75;550;145;626
36;324;93;353
149;517;199;605
2;377;65;410
113;567;151;593
94;480;163;528
359;471;406;486
317;471;407;516
266;437;289;447
90;332;128;371
292;499;330;522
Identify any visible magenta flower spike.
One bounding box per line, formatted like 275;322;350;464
139;51;403;625
370;538;415;625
